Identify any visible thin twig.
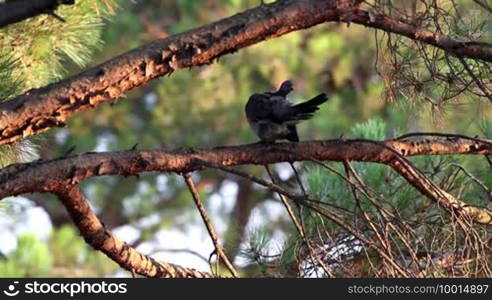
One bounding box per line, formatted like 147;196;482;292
263;164;333;277
473;0;492;13
183;173;238;278
196;160;411;277
288;162;316;273
149;248;210;264
342;161;411;276
457;57;492;102
444;163;491;200
485;155;492;168
289;162;307;196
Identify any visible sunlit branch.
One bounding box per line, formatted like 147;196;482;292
54;185;217;278
1;0;491;145
1;136;491;225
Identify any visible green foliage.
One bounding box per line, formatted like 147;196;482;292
0;234;53;277
2;0;491;277
0;53;21;101
350;117;386;140
49;225;118;276
0;0;116;91
0;0;120;276
478;118;492;137
56;1;491;276
305;117;492;225
243;228;271;262
0;0;117;166
240;226;283;276
304;118;390;214
0;226;118;277
0;140;39;167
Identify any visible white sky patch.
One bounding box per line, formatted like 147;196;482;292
138;181;151;193
206;180;238;234
151;227;213;271
250;199;285;225
15;207;52;240
207;193;221;209
93;133;116;152
113;225;140;245
0;197;53;255
219;180;238;209
276;163;293;181
270;229;287;250
127;182;241;273
208;180;237;214
0;232;16;255
54;129;69;144
155;175;168;193
137;212;161;228
206;193;227;234
144;92;158;110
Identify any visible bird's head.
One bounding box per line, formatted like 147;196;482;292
278;80;294;94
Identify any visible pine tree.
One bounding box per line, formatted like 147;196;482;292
0;0;116;277
0;0;116;167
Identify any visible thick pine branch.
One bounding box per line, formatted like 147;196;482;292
348;9;492;62
1;0;491;145
55;185;217;278
1;136;491;225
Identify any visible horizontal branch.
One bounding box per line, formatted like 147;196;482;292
1;137;490;196
54;185;216;278
348;9;492;63
1;136;491;225
0;0;352;145
1;0;491;145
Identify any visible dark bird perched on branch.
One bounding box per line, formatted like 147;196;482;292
245;80;328;143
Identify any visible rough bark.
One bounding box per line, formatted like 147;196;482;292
1;0;491;145
1;136;491;225
54;185;216;278
347;9;492;62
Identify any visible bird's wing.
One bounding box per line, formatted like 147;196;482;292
246;94;275;122
246;93;293;124
274;93;329;123
270;96;295;123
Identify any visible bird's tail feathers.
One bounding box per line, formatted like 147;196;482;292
289;93;328;120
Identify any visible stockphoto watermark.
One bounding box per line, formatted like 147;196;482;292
1;280;127;297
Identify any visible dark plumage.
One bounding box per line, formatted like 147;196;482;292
245;80;328;143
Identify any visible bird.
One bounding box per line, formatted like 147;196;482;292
245;80;328;143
